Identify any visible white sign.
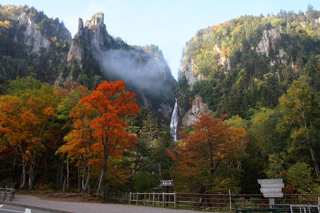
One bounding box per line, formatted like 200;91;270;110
258;179;284;198
160;180;174;187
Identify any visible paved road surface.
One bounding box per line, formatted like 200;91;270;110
0;204;50;213
1;194;208;213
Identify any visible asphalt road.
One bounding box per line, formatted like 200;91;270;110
2;195;207;213
0;204;50;213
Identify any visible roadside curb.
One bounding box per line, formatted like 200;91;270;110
1;201;73;213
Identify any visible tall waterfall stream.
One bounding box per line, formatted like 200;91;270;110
170;99;178;141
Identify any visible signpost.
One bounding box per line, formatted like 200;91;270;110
160;180;174;206
258;179;284;206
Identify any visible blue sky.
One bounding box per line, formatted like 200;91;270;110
2;0;320;79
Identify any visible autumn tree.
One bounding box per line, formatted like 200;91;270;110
80;81;139;194
0;78;60;189
168;112;247;193
56;82;95;192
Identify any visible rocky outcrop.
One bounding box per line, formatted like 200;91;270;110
14;13;51;53
179;47;205;86
159;103;174;121
213;45;230;70
178;46;209;127
67;13;105;64
181;95;210;126
256;27;287;64
56;13;107;86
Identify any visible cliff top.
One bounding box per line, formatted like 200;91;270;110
84;12;104;29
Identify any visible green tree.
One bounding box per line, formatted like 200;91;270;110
277;81;320;178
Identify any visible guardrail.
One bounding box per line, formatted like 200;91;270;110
106;192;320;210
0;186;15;201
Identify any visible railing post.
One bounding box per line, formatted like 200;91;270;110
10;190;13;201
129;192;131;204
163;192;165;208
174;191;177;208
136;192;139;206
4;185;7;200
153;192;155;206
144;192;146;206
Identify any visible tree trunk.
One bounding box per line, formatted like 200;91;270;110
40;161;48;185
67;158;69;189
20;163;26;189
83;165;91;192
56;160;60;185
78;166;81;192
28;153;37;190
309;145;320;178
60;157;64;186
28;166;34;190
97;168;104;194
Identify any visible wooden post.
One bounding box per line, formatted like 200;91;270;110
229;189;232;212
163;192;165;208
136;192;139;206
153;192;155;206
144;192;146;206
4;185;7;200
129;192;131;204
174;191;177;208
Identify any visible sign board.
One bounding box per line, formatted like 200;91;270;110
262;193;283;198
258;179;284;198
258;179;283;184
260;183;284;188
160;180;174;187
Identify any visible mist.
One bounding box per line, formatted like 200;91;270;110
98;49;174;98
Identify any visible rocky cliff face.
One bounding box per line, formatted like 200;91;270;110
179;48;205;85
178;46;208;126
55;13;109;86
256;27;288;65
67;13;106;64
14;13;51;53
181;95;210;126
213;45;230;70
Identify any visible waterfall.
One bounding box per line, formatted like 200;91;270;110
170;98;178;141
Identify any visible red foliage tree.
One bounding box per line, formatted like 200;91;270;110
168;112;248;193
80;81;139;193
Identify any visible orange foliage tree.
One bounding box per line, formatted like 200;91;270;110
168;112;248;193
80;81;139;193
0;83;60;189
57;82;96;192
